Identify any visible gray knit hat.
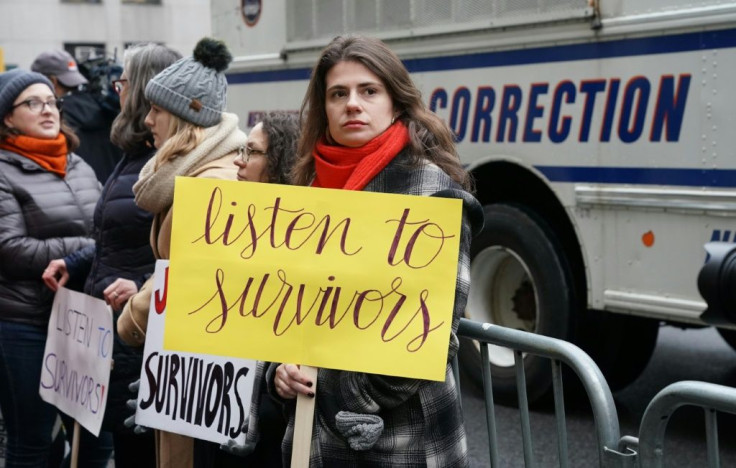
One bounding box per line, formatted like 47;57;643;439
145;37;232;128
0;69;54;118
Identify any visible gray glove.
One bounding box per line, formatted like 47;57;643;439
219;418;256;457
123;379;150;435
335;411;384;451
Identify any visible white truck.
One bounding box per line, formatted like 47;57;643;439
213;0;736;401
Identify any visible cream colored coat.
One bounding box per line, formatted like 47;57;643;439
118;113;245;468
118;154;237;343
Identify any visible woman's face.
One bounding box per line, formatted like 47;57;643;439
3;83;60;139
324;60;395;147
144;104;172;149
234;122;269;182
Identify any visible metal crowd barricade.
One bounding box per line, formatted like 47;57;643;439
629;381;736;468
456;318;634;468
456;319;736;467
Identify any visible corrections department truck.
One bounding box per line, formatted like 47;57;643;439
213;0;736;401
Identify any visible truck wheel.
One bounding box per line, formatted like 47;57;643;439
577;310;659;390
460;203;576;404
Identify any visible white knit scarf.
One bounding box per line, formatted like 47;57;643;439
133;112;246;214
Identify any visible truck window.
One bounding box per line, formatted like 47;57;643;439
287;0;593;44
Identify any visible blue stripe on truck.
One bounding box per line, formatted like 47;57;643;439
534;166;736;187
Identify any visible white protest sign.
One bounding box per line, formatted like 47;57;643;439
39;287;113;436
135;260;256;444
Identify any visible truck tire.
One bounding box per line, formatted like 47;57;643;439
460;203;576;404
577;310;659;390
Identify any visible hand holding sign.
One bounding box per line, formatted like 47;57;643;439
123;380;149;435
103;278;138;311
274;363;314;399
42;259;70;291
219;417;255;457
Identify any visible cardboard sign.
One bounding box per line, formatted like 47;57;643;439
166;177;463;381
135;260;256;444
39;287;113;436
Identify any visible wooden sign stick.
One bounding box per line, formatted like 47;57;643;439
70;420;80;468
290;365;318;468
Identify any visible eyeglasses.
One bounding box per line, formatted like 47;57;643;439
240;146;267;163
112;79;128;94
11;98;62;114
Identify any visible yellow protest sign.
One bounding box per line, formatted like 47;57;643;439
165;177;462;381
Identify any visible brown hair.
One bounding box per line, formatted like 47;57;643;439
260;111;300;184
291;35;470;190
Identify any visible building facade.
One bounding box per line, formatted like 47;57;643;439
0;0;211;69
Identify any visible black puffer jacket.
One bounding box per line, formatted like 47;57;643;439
64;146;156;432
65;147;156;298
0;149;100;327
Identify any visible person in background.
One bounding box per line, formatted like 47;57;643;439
0;69;100;467
116;37;244;468
269;35;484;466
42;42;182;468
234;111;299;184
208;111;301;467
32;49;123;183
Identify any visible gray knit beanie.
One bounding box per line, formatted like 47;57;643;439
145;37;232;128
0;69;54;118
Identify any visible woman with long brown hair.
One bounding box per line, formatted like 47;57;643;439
271;35;483;467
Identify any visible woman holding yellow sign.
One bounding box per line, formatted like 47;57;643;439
271;35;483;466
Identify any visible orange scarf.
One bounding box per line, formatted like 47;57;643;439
312;122;410;190
0;134;68;177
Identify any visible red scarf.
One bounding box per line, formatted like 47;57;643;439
0;134;68;177
312;121;410;190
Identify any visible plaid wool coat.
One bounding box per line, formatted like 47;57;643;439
259;150;484;467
